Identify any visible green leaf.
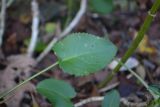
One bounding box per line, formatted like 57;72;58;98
149;98;160;107
89;0;113;14
149;84;160;97
53;33;117;76
36;79;76;107
102;90;120;107
45;22;56;34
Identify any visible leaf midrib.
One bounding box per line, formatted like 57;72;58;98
59;50;107;63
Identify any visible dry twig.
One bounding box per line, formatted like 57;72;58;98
74;97;103;107
74;96;147;107
27;0;40;57
36;0;87;63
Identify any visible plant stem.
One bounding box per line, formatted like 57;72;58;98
116;59;158;99
98;0;160;88
0;61;59;99
117;60;148;89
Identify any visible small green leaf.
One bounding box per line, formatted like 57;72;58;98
45;22;56;34
89;0;113;14
53;33;117;76
149;98;160;107
36;79;76;107
35;41;47;52
149;84;160;96
102;90;120;107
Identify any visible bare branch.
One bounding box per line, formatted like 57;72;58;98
36;0;87;63
121;98;147;107
74;97;103;107
0;0;6;46
60;0;87;37
74;96;147;107
27;0;40;57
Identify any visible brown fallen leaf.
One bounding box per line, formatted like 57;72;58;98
0;54;36;107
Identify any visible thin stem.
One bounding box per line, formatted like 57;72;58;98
0;61;59;99
115;59;157;99
98;0;160;88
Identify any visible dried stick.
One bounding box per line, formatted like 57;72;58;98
27;0;40;57
36;0;87;63
0;0;6;46
74;96;147;107
74;97;103;107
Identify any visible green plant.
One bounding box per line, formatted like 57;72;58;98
0;33;117;107
148;85;160;106
102;90;120;107
37;79;76;107
98;0;160;88
1;0;160;106
97;0;160;105
89;0;113;14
